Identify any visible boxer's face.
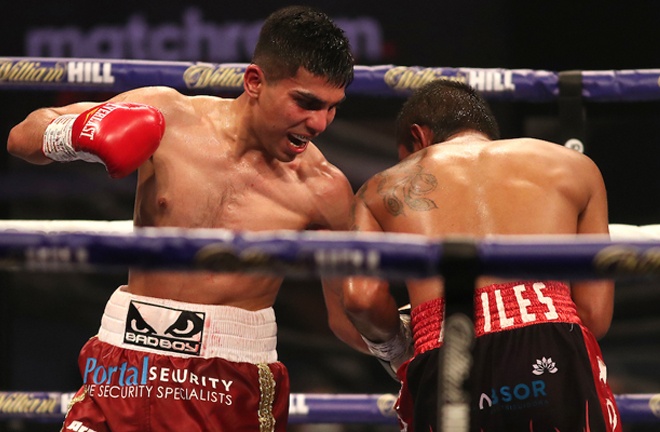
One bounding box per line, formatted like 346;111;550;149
247;65;346;162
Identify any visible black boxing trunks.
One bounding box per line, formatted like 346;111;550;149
62;286;290;432
396;281;621;432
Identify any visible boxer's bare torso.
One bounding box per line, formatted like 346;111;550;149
8;70;354;311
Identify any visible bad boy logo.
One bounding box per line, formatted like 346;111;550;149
124;300;205;355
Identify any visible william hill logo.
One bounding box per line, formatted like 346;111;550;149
0;60;115;85
124;301;205;355
0;392;60;415
0;60;66;83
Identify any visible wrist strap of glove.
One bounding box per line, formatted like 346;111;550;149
42;115;102;164
361;314;413;368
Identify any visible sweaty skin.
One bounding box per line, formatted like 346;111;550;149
7;67;361;331
344;131;614;344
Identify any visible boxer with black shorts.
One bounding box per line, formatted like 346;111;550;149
8;6;365;431
331;80;621;431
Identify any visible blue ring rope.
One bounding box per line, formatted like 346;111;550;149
1;57;659;102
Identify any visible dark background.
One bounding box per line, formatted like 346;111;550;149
1;1;660;431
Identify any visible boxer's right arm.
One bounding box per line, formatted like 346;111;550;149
8;102;99;165
9;101;165;178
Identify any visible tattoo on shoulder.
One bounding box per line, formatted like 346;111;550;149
376;165;438;216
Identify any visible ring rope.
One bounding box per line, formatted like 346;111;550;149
1;57;660;102
0;391;657;424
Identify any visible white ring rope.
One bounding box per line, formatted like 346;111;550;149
0;219;134;233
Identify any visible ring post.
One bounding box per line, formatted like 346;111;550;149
438;239;478;432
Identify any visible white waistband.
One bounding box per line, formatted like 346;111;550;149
98;287;278;363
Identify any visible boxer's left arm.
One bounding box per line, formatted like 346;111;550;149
312;164;371;353
340;182;413;372
572;156;614;339
323;277;371;354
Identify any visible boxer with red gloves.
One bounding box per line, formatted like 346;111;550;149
42;102;165;178
6;6;362;432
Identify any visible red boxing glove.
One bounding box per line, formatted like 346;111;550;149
42;102;165;178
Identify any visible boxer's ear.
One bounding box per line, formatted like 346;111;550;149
243;64;265;97
410;123;434;152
